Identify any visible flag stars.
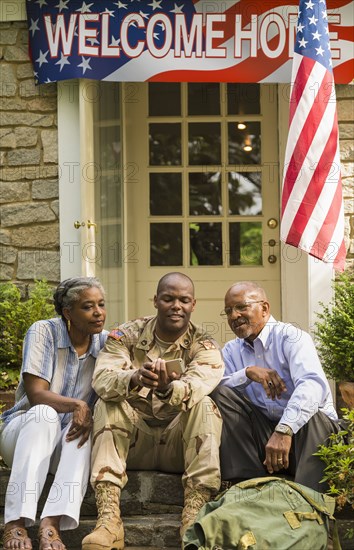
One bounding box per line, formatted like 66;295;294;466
315;45;325;56
87;35;100;46
148;0;162;9
78;56;92;74
36;0;47;7
114;2;128;8
102;8;115;17
305;0;314;9
297;22;305;33
111;36;120;47
55;0;69;11
298;37;308;48
308;14;318;25
29;18;40;36
36;49;49;67
139;11;150;19
312;30;321;41
76;2;93;13
170;3;184;14
55;52;71;71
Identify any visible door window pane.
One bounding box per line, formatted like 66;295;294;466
150;173;182;215
149;83;181;116
189;123;221;165
227;84;260;114
228;122;261;165
101;224;122;268
149;123;181;165
98;126;121;172
188;83;220;115
229;222;262;265
190;222;222;265
150;223;182;266
228;172;262;215
189;172;222;215
93;82;124;328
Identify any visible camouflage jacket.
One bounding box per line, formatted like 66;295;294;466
92;316;224;422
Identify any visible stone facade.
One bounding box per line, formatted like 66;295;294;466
0;21;59;287
0;21;353;288
337;85;354;274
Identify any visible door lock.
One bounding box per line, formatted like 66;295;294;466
267;218;278;229
74;220;97;231
74;220;85;229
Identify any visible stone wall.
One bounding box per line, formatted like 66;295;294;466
337;85;354;274
0;21;59;289
0;21;353;290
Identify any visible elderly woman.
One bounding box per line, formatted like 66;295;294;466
0;277;108;550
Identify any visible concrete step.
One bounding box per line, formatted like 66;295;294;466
1;469;184;548
0;469;184;516
15;516;181;549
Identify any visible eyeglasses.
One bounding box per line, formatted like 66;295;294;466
220;301;264;317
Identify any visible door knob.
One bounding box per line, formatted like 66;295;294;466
268;254;277;264
87;220;97;231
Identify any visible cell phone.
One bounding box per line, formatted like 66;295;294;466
165;358;185;377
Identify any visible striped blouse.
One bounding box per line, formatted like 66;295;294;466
1;317;108;429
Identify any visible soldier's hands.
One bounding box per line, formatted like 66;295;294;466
246;366;287;400
153;358;180;392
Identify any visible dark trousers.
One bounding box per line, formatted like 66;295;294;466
210;385;339;493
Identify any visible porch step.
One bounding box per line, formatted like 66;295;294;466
0;469;184;548
19;516;181;549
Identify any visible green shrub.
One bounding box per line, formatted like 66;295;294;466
314;273;354;382
0;280;56;389
314;408;354;515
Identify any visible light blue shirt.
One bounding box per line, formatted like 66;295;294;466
1;317;108;429
220;316;338;433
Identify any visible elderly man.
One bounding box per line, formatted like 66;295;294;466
82;272;224;550
211;281;339;492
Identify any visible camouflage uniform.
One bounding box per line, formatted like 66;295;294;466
90;316;224;494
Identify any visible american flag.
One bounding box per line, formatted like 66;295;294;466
25;0;353;84
280;0;346;271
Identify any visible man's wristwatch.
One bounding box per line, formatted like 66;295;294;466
275;423;293;436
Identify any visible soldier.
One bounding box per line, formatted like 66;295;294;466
82;272;224;550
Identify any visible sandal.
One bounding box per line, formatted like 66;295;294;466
3;525;32;549
38;526;66;550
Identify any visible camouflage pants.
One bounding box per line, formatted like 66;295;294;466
90;396;222;493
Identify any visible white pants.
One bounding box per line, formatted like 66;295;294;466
0;404;91;530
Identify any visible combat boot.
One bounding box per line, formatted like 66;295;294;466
82;481;124;550
180;486;212;538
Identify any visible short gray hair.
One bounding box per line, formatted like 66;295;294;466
53;277;105;316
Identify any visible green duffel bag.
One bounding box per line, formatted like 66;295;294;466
182;477;340;550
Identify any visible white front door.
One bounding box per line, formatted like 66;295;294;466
124;83;281;344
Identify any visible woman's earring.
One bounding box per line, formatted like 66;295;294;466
67;319;71;332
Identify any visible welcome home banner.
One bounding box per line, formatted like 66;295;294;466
26;0;354;84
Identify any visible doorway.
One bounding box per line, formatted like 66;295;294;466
123;83;281;343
